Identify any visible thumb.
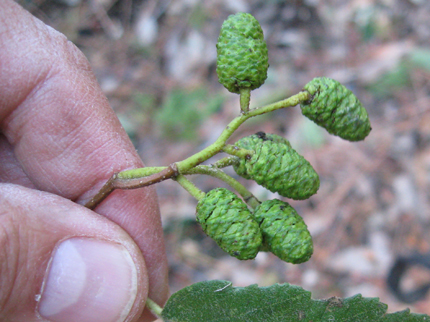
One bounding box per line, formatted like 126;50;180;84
0;183;150;322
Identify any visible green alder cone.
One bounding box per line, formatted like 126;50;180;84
233;132;319;200
300;77;371;141
196;188;262;260
216;12;269;94
254;199;313;264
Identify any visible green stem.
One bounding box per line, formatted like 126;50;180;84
146;298;163;318
223;144;254;159
247;91;310;118
174;174;206;201
175;91;309;173
184;166;261;209
239;87;251;113
86;87;309;210
85;90;311;209
212;156;240;168
117;166;167;180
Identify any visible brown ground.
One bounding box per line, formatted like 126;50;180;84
20;0;430;315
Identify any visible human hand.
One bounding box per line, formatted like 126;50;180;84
0;1;169;321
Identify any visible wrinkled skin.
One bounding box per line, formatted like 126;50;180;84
0;1;168;321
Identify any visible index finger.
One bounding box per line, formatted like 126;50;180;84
0;0;168;309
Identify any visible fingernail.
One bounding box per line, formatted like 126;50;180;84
38;238;138;322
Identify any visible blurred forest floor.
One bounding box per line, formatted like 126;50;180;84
19;0;430;315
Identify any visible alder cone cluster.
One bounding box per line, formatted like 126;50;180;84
300;77;371;141
233;132;320;200
196;188;262;260
254;199;313;264
216;12;269;94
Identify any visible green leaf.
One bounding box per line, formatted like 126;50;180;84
381;309;430;322
161;280;430;322
319;295;387;321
